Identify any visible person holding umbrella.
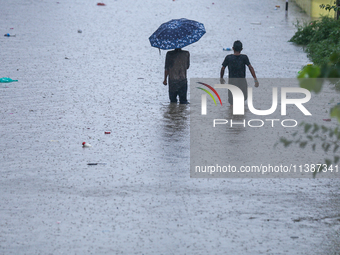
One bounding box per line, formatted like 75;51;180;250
163;48;190;104
149;18;206;104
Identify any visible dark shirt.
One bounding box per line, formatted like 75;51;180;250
222;54;250;78
165;49;190;82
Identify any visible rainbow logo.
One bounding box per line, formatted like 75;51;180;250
196;82;222;106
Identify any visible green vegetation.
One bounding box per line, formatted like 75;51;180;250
280;53;340;177
289;17;340;66
320;0;340;13
281;6;340;176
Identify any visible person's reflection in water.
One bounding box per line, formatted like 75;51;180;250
225;105;247;137
160;103;190;167
209;105;249;171
162;103;189;141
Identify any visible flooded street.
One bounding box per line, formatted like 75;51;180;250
1;0;340;254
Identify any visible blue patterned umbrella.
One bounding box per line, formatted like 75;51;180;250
149;18;206;50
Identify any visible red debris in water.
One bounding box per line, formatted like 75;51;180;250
105;131;111;134
97;3;106;6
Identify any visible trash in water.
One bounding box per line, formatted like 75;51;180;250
290;236;299;239
82;142;92;147
275;5;280;8
323;119;331;121
105;131;111;134
274;7;278;10
87;163;107;165
251;22;261;25
78;29;82;33
0;77;18;83
4;33;16;37
97;2;106;6
223;48;232;51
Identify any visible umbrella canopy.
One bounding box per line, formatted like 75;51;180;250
149;18;206;50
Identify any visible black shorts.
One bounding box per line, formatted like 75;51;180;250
168;79;188;103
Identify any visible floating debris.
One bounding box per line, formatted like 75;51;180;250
0;77;18;83
82;142;92;147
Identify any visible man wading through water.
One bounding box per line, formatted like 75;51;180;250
220;40;259;106
163;48;190;104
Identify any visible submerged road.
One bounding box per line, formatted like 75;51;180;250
0;0;339;254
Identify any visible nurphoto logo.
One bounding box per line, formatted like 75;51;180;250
196;81;312;128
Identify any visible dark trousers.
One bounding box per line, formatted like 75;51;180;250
228;78;248;105
169;79;188;103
